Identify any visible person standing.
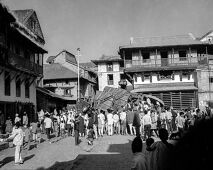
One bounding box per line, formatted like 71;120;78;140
175;112;185;138
120;107;127;135
15;114;21;124
74;113;80;145
133;104;141;137
5;122;24;165
93;109;98;139
142;110;152;141
126;107;134;135
79;113;85;137
150;110;158;137
107;109;114;136
44;114;53;144
98;110;105;137
165;107;173;134
5;116;13;135
22;112;28;126
113;112;120;135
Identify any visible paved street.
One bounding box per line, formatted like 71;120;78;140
0;135;136;170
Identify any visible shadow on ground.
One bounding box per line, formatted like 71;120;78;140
36;140;133;170
0;154;34;168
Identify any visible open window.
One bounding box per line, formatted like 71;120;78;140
107;74;114;85
179;50;187;61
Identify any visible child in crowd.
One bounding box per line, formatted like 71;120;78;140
23;124;31;150
87;127;94;145
36;123;42;144
131;136;147;170
31;121;38;143
60;120;65;138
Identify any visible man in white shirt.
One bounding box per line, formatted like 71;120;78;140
44;114;53;143
113;113;120;134
107;109;114;136
142;110;152;141
98;110;105;136
120;108;127;135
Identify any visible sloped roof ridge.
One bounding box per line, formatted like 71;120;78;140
133;34;195;41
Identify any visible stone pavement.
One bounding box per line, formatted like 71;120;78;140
0;134;171;170
0;134;136;170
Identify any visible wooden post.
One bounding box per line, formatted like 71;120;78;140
123;50;126;68
189;47;191;64
155;49;157;67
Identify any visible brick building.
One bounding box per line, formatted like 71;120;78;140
45;50;97;103
119;34;213;110
0;2;47;122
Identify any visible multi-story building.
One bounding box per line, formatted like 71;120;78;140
0;3;47;122
119;34;213;109
92;55;130;91
45;50;97;103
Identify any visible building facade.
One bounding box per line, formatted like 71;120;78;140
45;50;97;102
0;3;47;122
92;55;130;91
119;34;213;110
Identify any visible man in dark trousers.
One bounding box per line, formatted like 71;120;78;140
74;113;80;145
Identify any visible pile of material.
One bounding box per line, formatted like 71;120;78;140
95;87;164;112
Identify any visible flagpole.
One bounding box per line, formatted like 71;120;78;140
77;48;80;101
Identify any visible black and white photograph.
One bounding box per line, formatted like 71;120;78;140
0;0;213;169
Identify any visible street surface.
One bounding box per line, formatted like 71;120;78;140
0;135;136;170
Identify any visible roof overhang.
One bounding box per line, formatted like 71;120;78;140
131;84;198;93
124;65;197;73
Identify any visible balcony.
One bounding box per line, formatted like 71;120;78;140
8;51;43;76
125;56;209;68
108;80;114;85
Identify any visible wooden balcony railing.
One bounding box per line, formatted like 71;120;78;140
8;51;43;75
108;80;114;85
125;55;209;68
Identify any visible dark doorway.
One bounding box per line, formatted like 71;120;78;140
161;51;168;66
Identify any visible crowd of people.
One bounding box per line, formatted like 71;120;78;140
0;96;213;166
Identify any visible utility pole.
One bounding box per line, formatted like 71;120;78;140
77;48;80;101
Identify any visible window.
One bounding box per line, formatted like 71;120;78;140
120;74;125;80
142;52;150;62
4;71;10;96
119;62;124;68
209;77;213;83
64;88;72;96
25;79;30;98
179;51;187;61
106;62;113;71
16;78;21;97
107;74;114;85
30;20;36;31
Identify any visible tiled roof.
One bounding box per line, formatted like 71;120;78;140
91;55;122;64
46;50;76;64
120;34;207;49
43;63;78;80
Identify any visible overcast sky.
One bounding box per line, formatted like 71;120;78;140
3;0;213;63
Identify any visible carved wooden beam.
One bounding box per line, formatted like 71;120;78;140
5;71;12;80
29;77;37;87
16;72;25;82
36;76;43;86
10;72;19;82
